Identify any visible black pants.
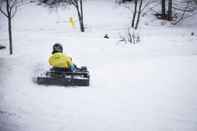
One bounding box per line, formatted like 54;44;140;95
51;67;65;72
51;65;78;72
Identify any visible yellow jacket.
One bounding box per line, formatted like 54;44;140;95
48;52;72;68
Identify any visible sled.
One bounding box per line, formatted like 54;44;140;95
36;66;90;86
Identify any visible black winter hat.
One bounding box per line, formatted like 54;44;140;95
52;43;63;54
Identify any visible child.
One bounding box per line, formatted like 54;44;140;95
48;43;77;72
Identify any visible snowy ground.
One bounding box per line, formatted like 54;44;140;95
0;0;197;131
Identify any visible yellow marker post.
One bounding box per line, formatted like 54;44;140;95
68;17;75;28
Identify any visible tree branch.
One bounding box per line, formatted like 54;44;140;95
172;6;196;12
10;0;18;11
141;0;154;12
172;2;191;25
71;0;78;7
0;7;8;17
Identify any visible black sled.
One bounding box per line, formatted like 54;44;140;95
36;66;90;87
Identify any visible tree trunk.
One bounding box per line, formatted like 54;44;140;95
6;0;13;55
75;0;85;32
131;0;137;28
79;17;84;32
8;16;13;55
135;0;143;29
168;0;172;20
161;0;166;17
79;0;84;32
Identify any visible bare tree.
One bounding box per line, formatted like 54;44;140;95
135;0;143;29
167;0;172;20
172;0;197;24
131;0;143;30
120;0;143;44
0;0;22;55
39;0;85;32
131;0;137;28
161;0;166;17
71;0;84;32
156;0;173;20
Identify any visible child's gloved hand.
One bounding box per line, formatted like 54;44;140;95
70;64;77;72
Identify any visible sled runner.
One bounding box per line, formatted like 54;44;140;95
36;66;90;86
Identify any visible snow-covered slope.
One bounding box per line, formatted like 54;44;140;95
0;0;197;131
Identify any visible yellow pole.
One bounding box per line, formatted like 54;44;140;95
68;17;75;28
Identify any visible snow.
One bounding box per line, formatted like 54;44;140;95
1;0;197;131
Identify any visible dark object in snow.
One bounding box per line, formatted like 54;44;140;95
122;0;132;3
0;45;6;50
104;34;109;39
36;66;90;86
191;32;194;36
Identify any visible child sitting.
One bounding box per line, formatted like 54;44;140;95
48;43;77;72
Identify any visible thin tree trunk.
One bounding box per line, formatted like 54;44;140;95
131;0;137;28
135;0;143;29
6;0;13;55
79;0;84;32
8;16;13;55
75;0;85;32
75;4;81;31
161;0;166;17
168;0;172;20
